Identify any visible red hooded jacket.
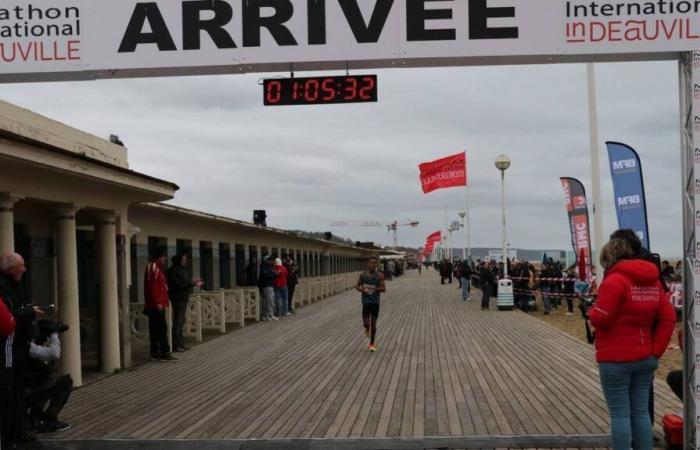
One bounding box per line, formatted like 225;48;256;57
589;259;675;363
0;297;15;337
144;261;170;311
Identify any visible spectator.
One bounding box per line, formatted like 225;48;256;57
539;262;553;315
562;267;576;316
480;262;495;310
166;252;203;353
273;258;289;317
440;259;453;285
660;260;674;282
551;261;563;309
512;261;530;312
589;237;675;450
26;319;72;433
284;257;298;314
258;256;276;321
0;252;41;444
144;251;176;362
0;280;16;445
245;255;259;287
386;260;395;281
459;260;471;301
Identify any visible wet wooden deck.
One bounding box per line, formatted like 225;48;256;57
52;270;680;447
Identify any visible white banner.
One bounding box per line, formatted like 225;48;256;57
3;0;700;81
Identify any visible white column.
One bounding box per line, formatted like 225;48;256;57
97;213;121;373
55;205;82;387
0;194;21;253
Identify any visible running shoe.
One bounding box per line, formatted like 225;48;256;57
39;420;71;433
368;344;377;352
271;316;279;321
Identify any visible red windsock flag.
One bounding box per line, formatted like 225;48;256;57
419;152;467;194
426;231;442;243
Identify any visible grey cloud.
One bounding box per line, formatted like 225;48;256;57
0;60;685;257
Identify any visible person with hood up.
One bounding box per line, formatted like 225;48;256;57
273;258;290;317
166;252;203;352
588;237;675;450
144;250;176;362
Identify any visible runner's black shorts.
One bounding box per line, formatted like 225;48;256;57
362;303;380;317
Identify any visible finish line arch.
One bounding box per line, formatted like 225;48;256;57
2;0;699;447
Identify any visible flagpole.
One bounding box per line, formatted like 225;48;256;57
465;150;471;262
444;205;450;260
587;63;605;281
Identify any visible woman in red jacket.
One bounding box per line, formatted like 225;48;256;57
589;238;675;450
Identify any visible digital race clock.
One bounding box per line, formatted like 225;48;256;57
263;75;377;106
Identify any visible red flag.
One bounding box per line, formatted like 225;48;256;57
426;231;442;243
419;152;467;194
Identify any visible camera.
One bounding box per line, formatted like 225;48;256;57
36;319;69;345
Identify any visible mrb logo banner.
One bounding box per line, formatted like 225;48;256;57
2;0;700;82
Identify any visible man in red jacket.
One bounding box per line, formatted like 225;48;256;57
589;238;675;450
144;251;176;362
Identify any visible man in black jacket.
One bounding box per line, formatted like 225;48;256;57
246;256;259;287
284;256;298;314
166;253;202;352
0;252;42;445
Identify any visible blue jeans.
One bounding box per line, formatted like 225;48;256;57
275;287;289;316
598;357;658;450
460;277;470;300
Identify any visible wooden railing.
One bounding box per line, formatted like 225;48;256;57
128;272;361;348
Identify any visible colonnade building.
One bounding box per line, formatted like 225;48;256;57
0;100;373;386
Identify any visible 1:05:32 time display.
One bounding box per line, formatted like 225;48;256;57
264;75;378;106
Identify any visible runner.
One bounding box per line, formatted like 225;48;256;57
356;256;386;353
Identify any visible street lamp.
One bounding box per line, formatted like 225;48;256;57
448;220;461;261
458;209;468;261
495;154;514;311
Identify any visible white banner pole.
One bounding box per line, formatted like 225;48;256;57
587;63;605;282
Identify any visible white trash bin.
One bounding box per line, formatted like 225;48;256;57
497;279;514;311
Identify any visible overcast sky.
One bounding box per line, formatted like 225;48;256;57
0;60;683;257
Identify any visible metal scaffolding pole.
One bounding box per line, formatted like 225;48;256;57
680;52;697;450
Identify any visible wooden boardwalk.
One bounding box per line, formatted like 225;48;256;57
52;271;680;447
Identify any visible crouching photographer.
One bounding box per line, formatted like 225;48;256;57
25;319;72;433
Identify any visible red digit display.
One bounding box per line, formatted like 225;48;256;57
359;77;376;100
321;78;335;101
305;79;320;102
265;80;282;105
343;77;358;100
263;75;377;106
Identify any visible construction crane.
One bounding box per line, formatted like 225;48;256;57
331;220;419;248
